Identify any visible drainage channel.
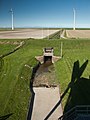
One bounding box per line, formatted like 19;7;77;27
27;61;63;120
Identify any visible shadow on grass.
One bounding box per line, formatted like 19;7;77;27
44;60;89;120
27;62;40;120
63;60;90;113
0;58;4;72
0;113;13;120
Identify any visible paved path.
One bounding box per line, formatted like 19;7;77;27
31;87;63;120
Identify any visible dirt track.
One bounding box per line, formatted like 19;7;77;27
0;29;59;39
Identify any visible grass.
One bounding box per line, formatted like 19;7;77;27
55;39;90;112
0;40;38;119
0;44;16;55
47;30;61;39
65;28;90;30
0;38;90;119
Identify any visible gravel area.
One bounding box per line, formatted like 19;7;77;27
33;62;56;87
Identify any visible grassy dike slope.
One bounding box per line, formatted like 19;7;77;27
55;39;90;111
0;39;61;120
0;39;38;120
0;38;90;119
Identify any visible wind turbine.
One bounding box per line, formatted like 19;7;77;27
73;8;76;30
10;8;14;30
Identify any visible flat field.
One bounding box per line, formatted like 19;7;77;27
66;30;90;38
0;38;90;119
0;29;59;39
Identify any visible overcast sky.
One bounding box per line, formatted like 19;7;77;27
0;0;90;28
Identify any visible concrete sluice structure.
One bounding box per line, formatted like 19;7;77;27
27;48;63;120
35;47;61;64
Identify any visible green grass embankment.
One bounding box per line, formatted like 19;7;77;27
0;44;16;56
0;38;90;119
55;39;90;111
48;30;61;39
0;40;38;119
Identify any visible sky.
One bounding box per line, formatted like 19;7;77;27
0;0;90;28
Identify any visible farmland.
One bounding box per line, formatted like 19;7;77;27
66;30;90;38
0;29;59;39
0;31;90;119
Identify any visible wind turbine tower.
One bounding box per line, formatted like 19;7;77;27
10;8;14;30
73;8;76;30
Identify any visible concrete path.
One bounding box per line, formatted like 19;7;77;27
31;87;63;120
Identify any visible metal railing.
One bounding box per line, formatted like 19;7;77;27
58;105;90;120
